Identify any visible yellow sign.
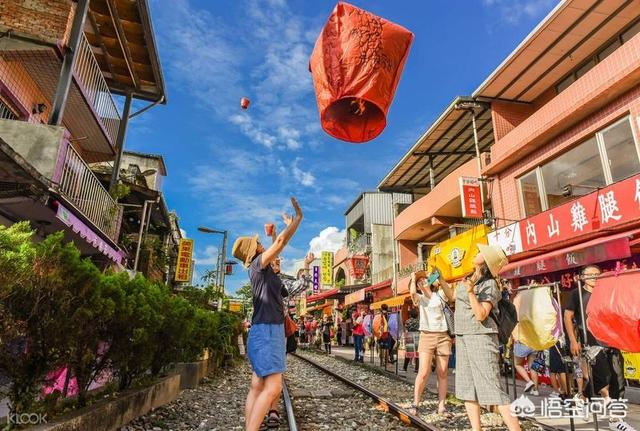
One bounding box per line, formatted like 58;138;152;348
175;239;194;282
428;225;489;281
299;294;307;316
321;251;333;286
623;352;640;381
228;302;242;313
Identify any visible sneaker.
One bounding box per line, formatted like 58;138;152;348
531;389;539;396
524;381;535;393
609;419;637;431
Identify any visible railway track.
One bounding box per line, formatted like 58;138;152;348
289;352;439;430
286;350;565;431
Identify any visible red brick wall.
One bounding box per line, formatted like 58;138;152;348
0;0;75;45
0;57;50;123
493;85;640;222
491;101;535;141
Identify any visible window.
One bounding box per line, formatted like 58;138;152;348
621;19;640;43
598;39;621;62
599;118;639;182
541;137;606;208
0;99;17;120
555;18;640;95
517;116;640;216
518;170;543;217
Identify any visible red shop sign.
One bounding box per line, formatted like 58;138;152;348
518;173;640;252
459;176;483;219
501;236;631;279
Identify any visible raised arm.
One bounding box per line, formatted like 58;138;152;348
409;272;419;306
435;272;455;302
465;278;493;322
261;198;303;269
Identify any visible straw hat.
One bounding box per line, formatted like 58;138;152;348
477;243;508;277
232;235;259;268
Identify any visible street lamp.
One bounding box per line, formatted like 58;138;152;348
198;226;228;295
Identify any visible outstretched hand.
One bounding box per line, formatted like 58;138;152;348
291;197;303;219
304;252;315;265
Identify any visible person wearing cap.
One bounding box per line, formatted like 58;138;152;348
232;197;302;431
407;269;454;416
437;244;521;431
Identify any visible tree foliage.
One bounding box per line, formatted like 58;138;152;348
0;222;242;421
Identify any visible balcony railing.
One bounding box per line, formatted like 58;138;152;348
74;34;121;145
348;233;371;255
58;143;121;240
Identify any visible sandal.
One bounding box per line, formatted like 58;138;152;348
259;417;269;431
407;404;419;416
266;410;281;428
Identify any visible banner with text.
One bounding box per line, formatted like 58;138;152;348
175;239;194;282
459;176;483;219
321;251;334;286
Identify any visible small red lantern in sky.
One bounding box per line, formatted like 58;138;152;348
240;97;250;110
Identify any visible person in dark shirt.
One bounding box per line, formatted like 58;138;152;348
564;265;631;431
232;197;302;431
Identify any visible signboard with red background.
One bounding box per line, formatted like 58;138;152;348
459;176;483;219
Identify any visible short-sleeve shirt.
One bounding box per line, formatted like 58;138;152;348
566;287;598;346
418;292;448;332
352;312;365;336
454;278;500;335
249;254;284;324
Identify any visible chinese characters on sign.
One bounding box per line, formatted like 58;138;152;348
312;266;320;294
175;239;194;282
488;222;523;256
321;251;333;286
517;173;640;251
459;176;483;219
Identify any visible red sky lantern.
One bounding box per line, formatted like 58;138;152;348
309;2;413;143
240;97;250;110
346;255;370;279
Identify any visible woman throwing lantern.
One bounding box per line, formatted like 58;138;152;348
232;197;302;431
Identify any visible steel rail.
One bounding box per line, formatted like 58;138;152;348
291;352;440;431
282;379;297;431
293;352;566;431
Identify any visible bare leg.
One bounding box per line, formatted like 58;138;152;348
414;351;434;406
464;401;482;431
247;373;283;431
435;354;450;413
527;355;539;390
514;357;532;383
497;404;522;431
245;373;264;428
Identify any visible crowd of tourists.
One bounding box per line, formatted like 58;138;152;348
232;198;635;431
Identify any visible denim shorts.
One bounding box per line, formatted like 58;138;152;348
247;323;286;378
514;341;537;358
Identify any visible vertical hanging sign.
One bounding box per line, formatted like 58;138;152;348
459;176;483;219
175;239;194;282
312;266;320;294
321;251;334;286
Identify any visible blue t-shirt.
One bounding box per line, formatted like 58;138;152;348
250;254;284;324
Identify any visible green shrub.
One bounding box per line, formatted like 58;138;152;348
0;223;243;422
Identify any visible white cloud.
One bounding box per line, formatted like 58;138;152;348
194;245;219;266
291;158;316;187
482;0;556;24
308;227;346;256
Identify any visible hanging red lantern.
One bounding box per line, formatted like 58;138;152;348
240;97;250;110
309;2;413;143
346;255;370;279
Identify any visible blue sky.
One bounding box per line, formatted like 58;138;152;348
125;0;558;294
